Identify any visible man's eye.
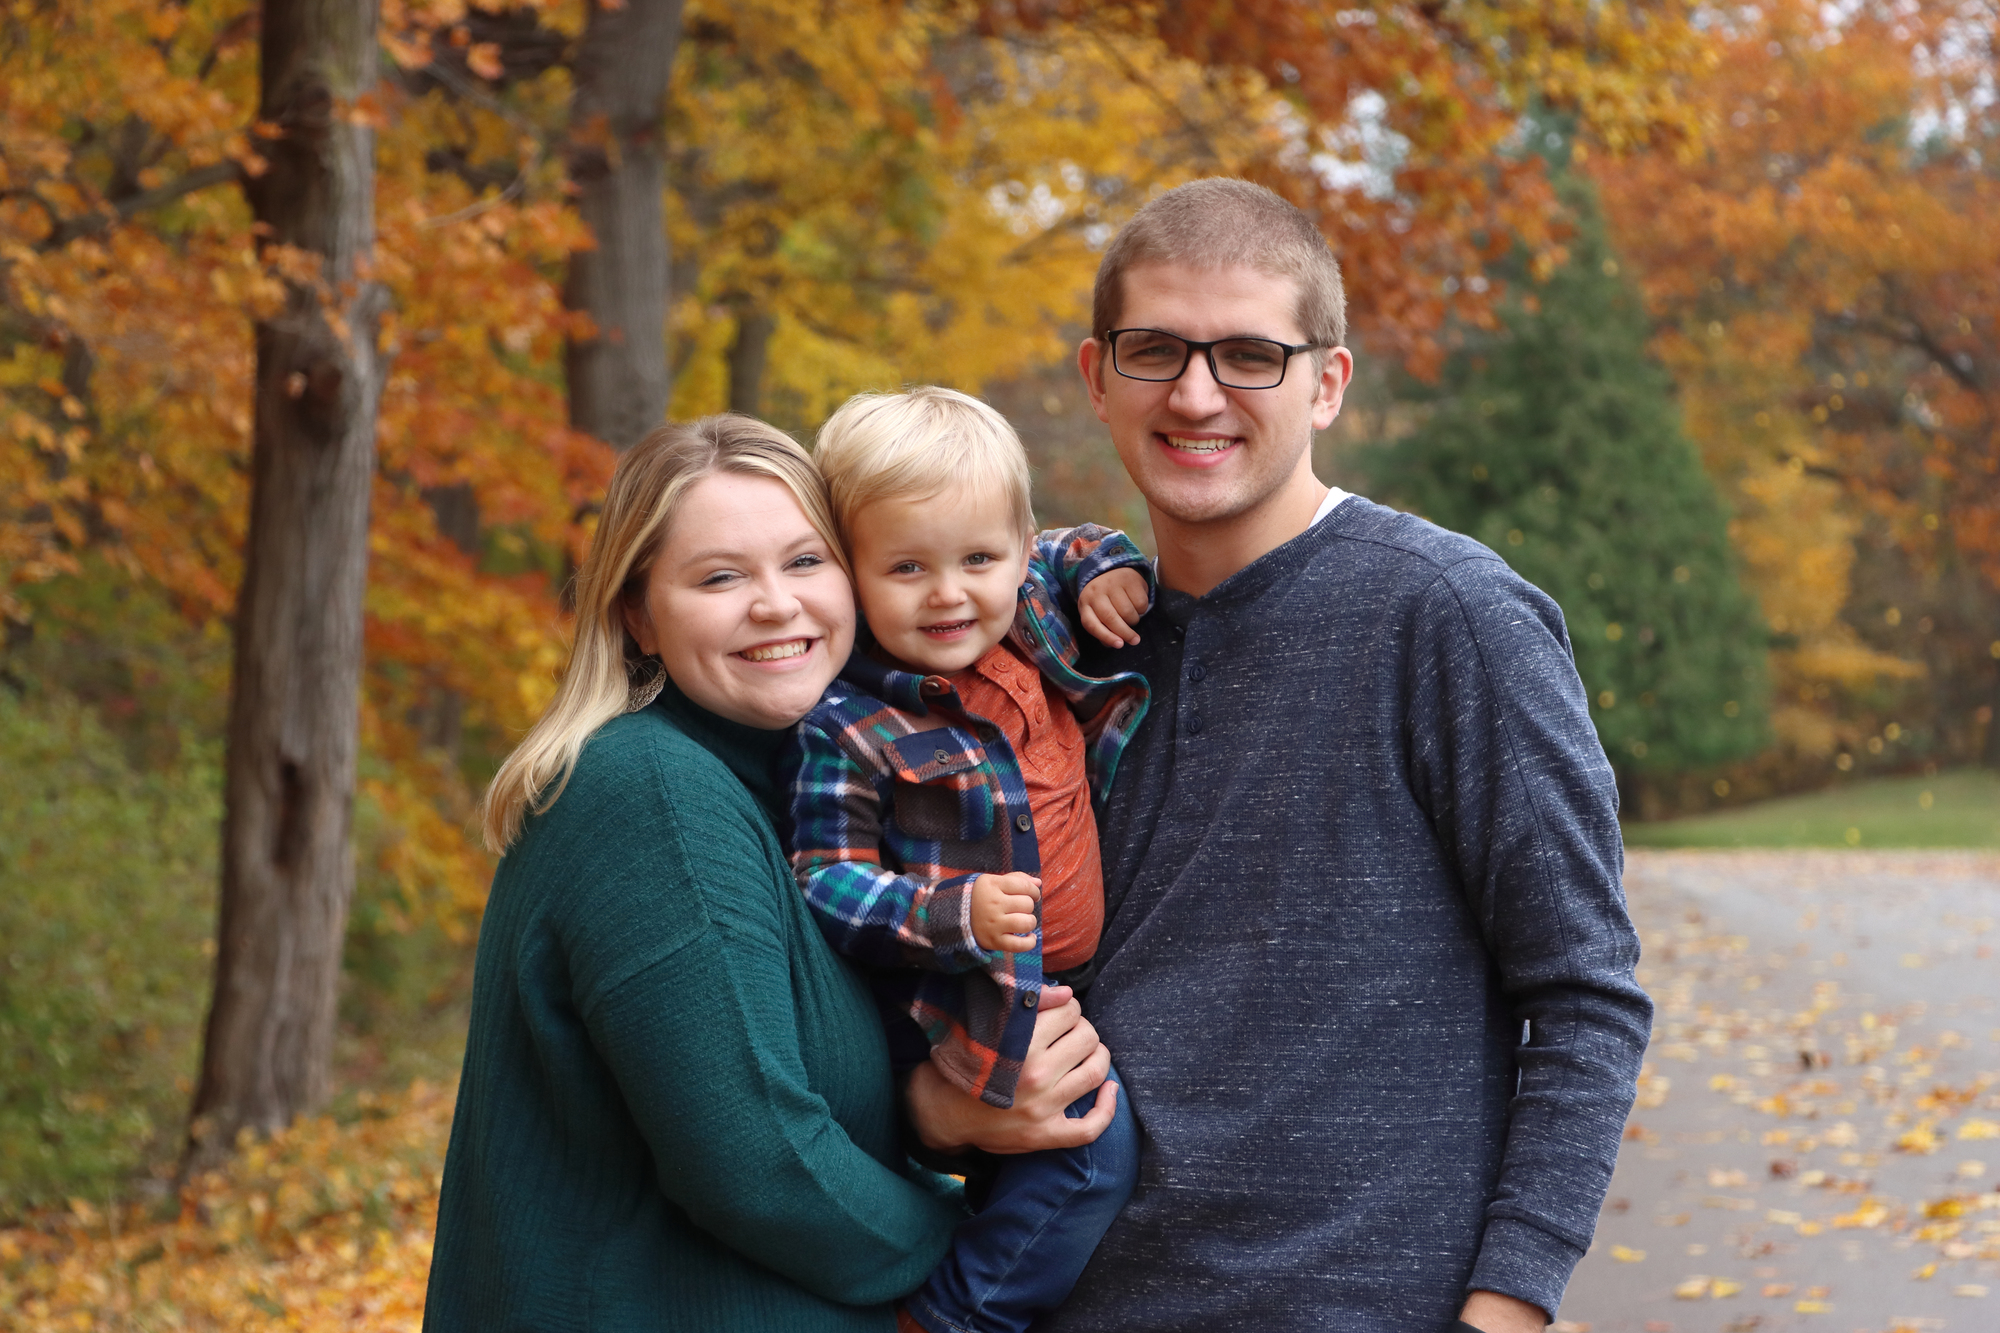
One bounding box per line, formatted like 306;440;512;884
1126;340;1180;361
1221;341;1281;367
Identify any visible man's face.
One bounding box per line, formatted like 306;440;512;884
1080;262;1350;530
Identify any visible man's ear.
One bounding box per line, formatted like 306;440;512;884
1078;336;1112;425
1312;346;1354;431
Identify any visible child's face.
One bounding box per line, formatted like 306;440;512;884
848;484;1031;676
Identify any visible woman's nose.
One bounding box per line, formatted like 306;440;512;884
748;577;801;621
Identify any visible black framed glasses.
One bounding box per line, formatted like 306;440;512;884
1105;328;1323;390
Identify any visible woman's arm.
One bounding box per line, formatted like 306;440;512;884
563;740;963;1308
904;984;1119;1155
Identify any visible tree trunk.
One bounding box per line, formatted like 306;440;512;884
726;299;775;418
564;0;684;450
185;0;387;1172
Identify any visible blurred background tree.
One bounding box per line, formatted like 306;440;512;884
1365;169;1771;815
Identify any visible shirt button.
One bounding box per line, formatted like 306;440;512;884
1187;662;1206;682
934;748;951;764
1023;991;1038;1009
1015;813;1033;832
1187;714;1204;735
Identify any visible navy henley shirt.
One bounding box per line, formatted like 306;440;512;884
1048;496;1651;1332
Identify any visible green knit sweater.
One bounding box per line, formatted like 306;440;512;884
425;684;961;1331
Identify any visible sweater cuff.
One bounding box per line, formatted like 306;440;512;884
1465;1215;1586;1322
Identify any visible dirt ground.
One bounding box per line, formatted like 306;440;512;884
1556;850;2000;1333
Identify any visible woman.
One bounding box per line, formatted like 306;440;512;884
424;415;1112;1332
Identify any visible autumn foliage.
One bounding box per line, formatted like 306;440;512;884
1592;0;2000;773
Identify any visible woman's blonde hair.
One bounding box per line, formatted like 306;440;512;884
813;386;1034;542
479;414;843;852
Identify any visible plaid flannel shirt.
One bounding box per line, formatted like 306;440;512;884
783;524;1153;1108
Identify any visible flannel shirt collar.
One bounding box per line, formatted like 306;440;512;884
835;636;964;715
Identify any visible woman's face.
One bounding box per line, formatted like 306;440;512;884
623;472;855;730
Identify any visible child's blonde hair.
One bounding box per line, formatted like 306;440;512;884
813;386;1034;542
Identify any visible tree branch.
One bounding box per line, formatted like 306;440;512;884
36;160;244;251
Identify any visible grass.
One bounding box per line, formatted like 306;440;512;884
1622;767;2000;849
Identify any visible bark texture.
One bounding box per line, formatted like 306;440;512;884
564;0;684;450
725;300;775;417
186;0;386;1170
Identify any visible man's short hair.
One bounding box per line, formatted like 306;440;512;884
813;385;1035;544
1092;178;1347;351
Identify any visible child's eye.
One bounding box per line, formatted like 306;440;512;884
964;552;995;567
890;561;923;575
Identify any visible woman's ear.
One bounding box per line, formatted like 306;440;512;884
621;588;659;658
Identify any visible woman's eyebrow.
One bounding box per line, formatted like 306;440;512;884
678;534;821;566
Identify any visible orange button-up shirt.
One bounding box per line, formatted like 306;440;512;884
948;640;1103;972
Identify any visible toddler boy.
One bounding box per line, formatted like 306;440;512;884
783;385;1151;1333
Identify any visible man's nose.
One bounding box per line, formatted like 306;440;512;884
1168;350;1229;418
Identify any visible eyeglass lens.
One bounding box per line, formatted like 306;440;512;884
1111;330;1292;389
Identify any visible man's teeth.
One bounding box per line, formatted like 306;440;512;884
1165;435;1233;454
742;639;810;662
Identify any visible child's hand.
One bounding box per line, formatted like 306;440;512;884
971;872;1041;953
1078;567;1147;648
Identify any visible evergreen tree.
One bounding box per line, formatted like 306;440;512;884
1363;175;1770;789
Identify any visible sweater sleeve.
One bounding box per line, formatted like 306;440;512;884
1404;559;1653;1317
570;748;962;1308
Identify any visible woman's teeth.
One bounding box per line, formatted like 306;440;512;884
741;639;810;662
1164;435;1233;454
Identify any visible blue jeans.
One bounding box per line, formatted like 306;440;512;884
906;1064;1139;1333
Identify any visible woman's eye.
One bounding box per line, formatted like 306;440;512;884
697;570;740;588
789;553;825;571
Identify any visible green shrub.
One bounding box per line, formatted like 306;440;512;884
0;690;219;1216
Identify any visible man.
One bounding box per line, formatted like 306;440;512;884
1046;178;1652;1332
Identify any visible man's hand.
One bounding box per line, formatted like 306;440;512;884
1077;567;1148;647
971;872;1040;953
906;985;1117;1154
1458;1290;1548;1332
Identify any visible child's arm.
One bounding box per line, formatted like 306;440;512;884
784;719;994;974
1032;524;1156;648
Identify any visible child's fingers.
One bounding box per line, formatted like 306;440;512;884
1001;873;1042;901
1079;602;1129;648
998;932;1038;953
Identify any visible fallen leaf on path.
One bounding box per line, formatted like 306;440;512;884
1610;1245;1647;1262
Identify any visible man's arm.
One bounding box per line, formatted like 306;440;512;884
1408;558;1653;1323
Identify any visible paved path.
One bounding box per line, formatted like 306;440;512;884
1558;851;2000;1333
